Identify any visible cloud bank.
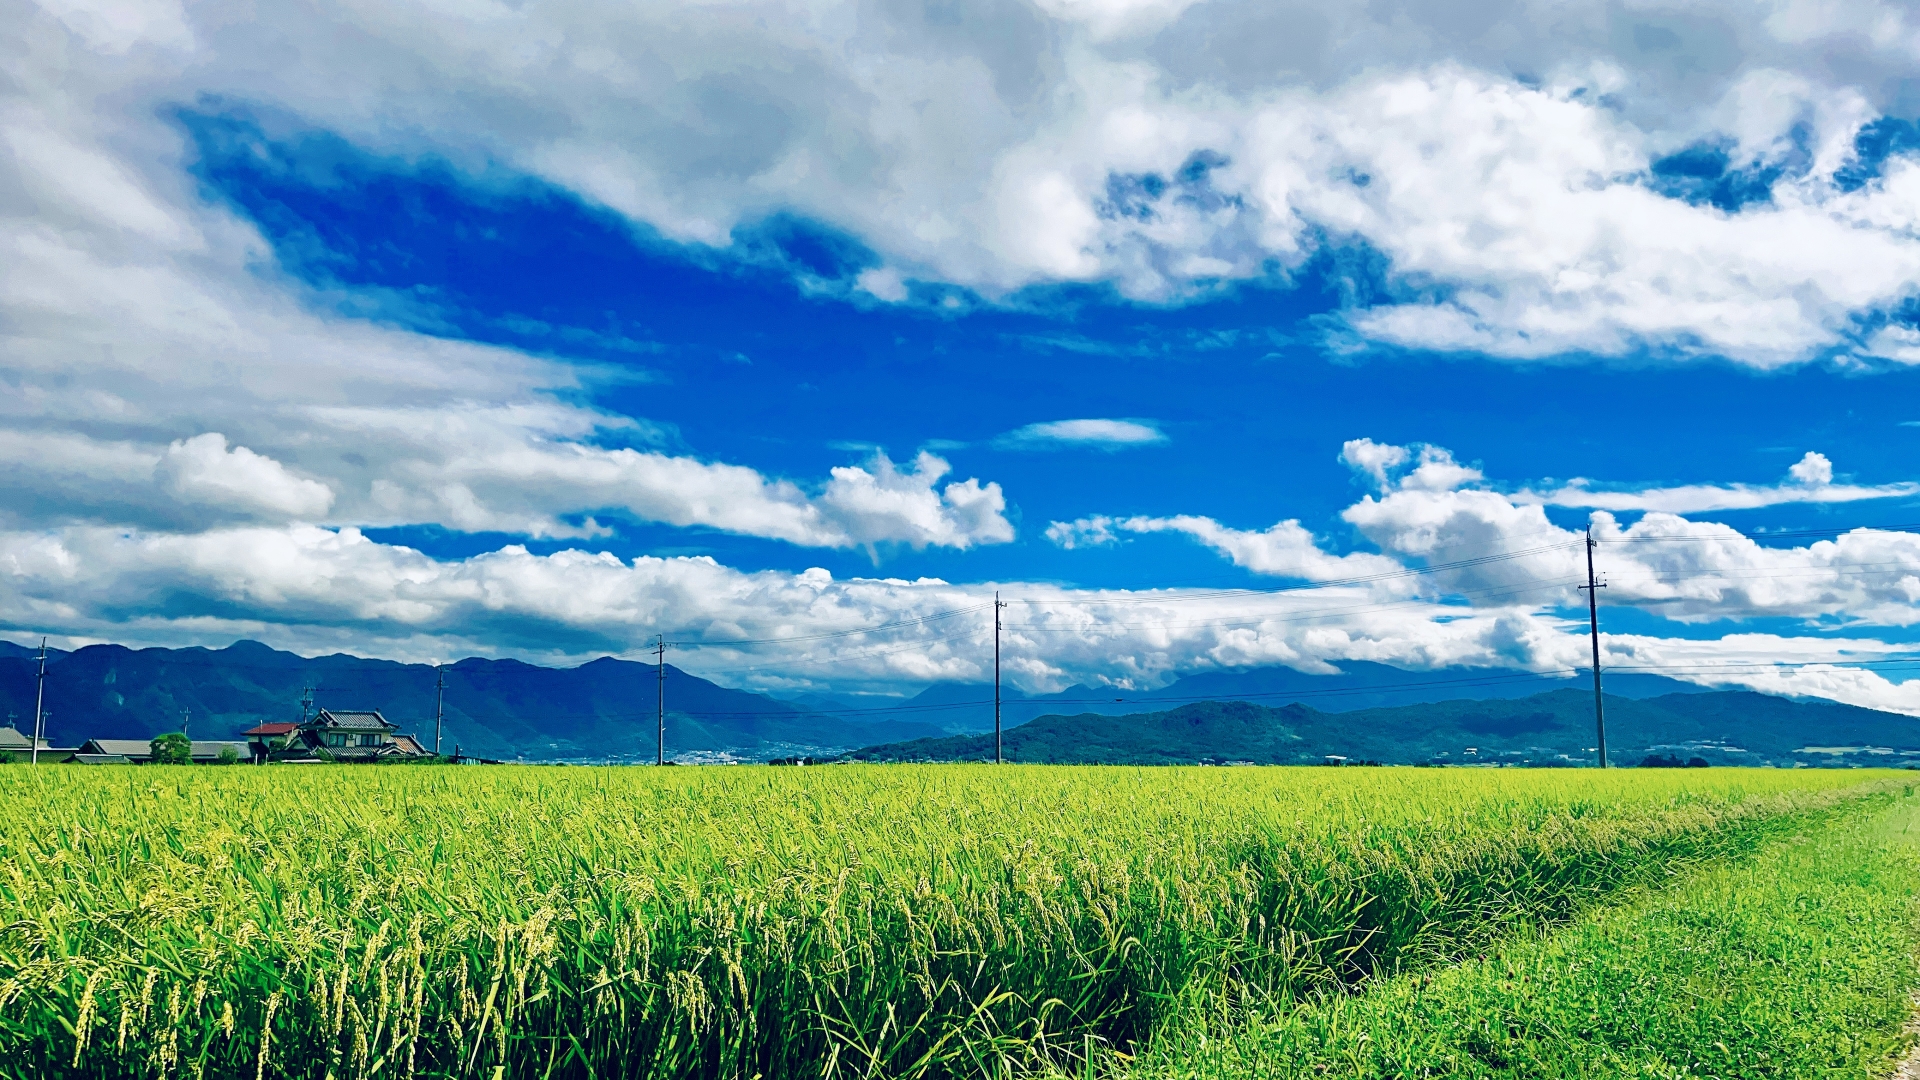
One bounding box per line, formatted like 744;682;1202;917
19;0;1920;365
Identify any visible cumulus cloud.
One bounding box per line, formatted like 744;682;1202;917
23;0;1920;365
1340;439;1482;493
1339;438;1409;489
1059;439;1920;631
157;433;335;519
994;418;1168;449
9;515;1920;713
0;17;1012;551
1789;450;1834;485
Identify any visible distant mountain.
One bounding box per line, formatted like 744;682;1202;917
0;640;65;662
0;640;942;760
843;689;1920;769
6;640;1895;766
856;662;1714;735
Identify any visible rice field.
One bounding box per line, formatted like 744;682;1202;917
1111;782;1920;1078
0;765;1905;1079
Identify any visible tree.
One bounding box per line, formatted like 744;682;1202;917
150;732;192;765
216;745;239;765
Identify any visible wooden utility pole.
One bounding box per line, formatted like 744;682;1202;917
1579;526;1609;768
656;636;667;766
31;638;46;766
994;593;1004;765
433;664;446;757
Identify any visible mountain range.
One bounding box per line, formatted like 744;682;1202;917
842;689;1920;769
2;639;1912;767
0;640;942;760
838;661;1715;735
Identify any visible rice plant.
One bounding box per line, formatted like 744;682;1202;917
0;765;1900;1079
1109;782;1920;1078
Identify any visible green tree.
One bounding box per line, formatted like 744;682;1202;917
216;745;239;765
149;732;192;765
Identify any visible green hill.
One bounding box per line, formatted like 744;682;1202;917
841;689;1920;768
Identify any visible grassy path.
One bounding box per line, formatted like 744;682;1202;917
1116;787;1920;1079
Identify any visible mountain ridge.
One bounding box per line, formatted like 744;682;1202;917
843;689;1920;769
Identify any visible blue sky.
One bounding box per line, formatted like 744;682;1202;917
189;110;1920;581
8;0;1920;710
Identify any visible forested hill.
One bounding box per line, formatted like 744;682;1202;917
842;689;1920;769
0;641;940;761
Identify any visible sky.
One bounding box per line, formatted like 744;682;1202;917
7;0;1920;710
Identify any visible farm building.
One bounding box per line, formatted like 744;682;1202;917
0;725;48;754
73;738;249;764
0;725;73;760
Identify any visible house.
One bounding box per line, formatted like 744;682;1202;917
75;738;249;764
240;721;301;763
277;709;432;761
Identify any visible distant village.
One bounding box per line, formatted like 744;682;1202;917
0;708;433;764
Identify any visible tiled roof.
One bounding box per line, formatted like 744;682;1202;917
81;739;156;757
189;741;249;758
0;726;48;750
385;734;429;756
312;709;395;730
78;738;249;760
241;722;300;736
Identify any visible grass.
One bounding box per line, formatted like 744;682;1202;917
0;766;1905;1079
1112;782;1920;1079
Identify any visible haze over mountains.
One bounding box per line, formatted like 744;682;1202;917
2;639;1914;766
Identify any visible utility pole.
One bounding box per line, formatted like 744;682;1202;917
433;664;446;757
181;708;190;739
655;636;667;766
1579;526;1609;768
31;637;47;766
994;593;1004;765
299;684;315;725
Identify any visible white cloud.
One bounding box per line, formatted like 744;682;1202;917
995;418;1169;449
157;433;335;519
1519;451;1915;513
1339;438;1408;490
21;0;1920;365
1055;440;1920;631
1047;516;1121;549
10;515;1920;713
1789;450;1834;485
1048;513;1405;581
1339;439;1481;493
0;20;1013;551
